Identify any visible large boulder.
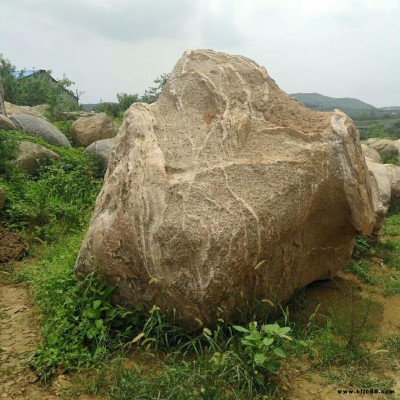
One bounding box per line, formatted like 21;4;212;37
16;141;61;174
361;144;381;163
0;115;16;131
368;139;399;159
9;114;71;147
0;79;6;116
71;113;114;147
84;138;114;169
75;50;375;330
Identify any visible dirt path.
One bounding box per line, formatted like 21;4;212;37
287;272;400;400
0;280;55;400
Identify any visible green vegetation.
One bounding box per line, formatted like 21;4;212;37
0;54;80;115
93;73;170;117
1;105;400;397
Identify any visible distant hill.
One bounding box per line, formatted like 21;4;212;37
380;106;400;111
290;93;376;111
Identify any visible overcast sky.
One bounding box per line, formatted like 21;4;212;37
0;0;399;106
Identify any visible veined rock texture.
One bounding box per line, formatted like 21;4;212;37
75;50;375;330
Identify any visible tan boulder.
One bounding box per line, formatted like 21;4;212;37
0;114;16;131
369;139;399;159
5;101;48;118
71;113;114;147
384;164;400;204
16;141;60;174
361;144;381;163
75;50;375;330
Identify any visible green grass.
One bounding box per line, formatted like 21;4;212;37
0;129;104;242
344;260;376;285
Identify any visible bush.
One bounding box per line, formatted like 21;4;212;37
0;129;103;241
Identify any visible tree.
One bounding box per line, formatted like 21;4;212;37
0;54;80;113
141;73;170;104
117;92;139;112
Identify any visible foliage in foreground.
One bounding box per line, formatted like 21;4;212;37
0;129;103;241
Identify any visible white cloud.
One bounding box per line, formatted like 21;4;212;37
0;0;399;106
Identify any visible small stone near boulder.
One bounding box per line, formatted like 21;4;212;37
0;187;6;210
0;114;16;131
16;141;61;174
84;138;114;169
71;113;114;147
369;139;399;160
9;114;71;147
0;226;28;263
361;144;381;163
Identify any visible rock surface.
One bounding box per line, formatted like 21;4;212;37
16;141;61;174
365;158;392;239
5;102;48;118
9;114;71;147
75;50;375;330
71;113;114;147
361;143;381;163
84;138;114;169
0;114;16;131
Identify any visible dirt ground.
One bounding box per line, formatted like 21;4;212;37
0;266;399;399
286;271;400;400
0;280;56;399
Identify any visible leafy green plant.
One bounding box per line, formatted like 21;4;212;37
232;322;291;385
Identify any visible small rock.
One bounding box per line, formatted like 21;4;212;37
84;138;114;169
71;112;114;147
16;141;61;174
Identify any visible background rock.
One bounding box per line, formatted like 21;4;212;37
75;49;375;330
5;102;48;118
71;113;114;147
0;115;16;131
368;139;399;159
16;141;60;174
365;158;392;240
9;114;71;147
84;138;114;169
361;143;381;163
